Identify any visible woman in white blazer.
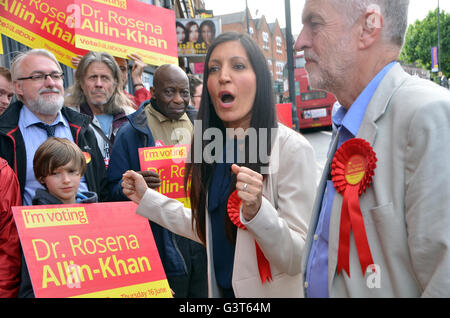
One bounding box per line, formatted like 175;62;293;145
122;32;317;298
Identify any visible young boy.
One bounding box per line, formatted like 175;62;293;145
18;138;97;297
32;137;97;205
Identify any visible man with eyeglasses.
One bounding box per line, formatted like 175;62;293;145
0;49;108;208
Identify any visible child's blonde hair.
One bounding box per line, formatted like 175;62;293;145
33;137;86;184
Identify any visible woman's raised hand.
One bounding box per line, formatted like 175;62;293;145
122;170;149;204
231;164;263;221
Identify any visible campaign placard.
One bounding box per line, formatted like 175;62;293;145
0;0;88;66
12;201;172;298
138;144;191;208
74;0;178;66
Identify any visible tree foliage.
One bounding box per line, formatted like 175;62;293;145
400;9;450;77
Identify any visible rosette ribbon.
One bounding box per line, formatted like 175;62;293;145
331;138;377;277
227;190;272;284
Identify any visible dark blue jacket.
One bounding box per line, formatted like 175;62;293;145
107;101;189;277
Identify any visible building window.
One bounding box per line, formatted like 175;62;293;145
262;32;269;50
249;27;254;35
276;61;284;81
276;36;283;54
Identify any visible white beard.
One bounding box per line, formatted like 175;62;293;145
27;89;64;115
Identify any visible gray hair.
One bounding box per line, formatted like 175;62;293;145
65;51;134;114
331;0;410;47
10;49;62;102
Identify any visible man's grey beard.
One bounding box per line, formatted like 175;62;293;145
27;89;64;115
90;99;107;113
91;96;122;115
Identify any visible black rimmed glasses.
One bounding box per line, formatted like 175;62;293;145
17;72;64;82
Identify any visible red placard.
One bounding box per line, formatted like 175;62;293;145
138;144;190;208
74;0;178;66
12;202;172;298
0;0;87;66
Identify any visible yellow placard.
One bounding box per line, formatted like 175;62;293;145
75;34;178;66
22;207;88;228
142;146;188;161
139;145;190;208
0;16;78;67
71;280;171;298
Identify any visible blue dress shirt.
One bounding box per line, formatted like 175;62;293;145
19;106;88;205
305;62;396;297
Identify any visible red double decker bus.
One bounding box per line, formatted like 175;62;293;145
294;52;336;129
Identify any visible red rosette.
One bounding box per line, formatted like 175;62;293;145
331;138;377;277
227;190;247;230
227;190;272;284
331;138;377;196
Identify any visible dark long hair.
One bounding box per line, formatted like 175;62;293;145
184;32;278;244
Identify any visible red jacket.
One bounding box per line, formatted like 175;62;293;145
0;158;21;297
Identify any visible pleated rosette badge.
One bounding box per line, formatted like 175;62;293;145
227;191;273;284
331;138;377;277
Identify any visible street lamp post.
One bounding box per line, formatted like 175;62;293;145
245;0;250;34
438;0;441;74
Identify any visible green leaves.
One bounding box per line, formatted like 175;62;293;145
400;9;450;78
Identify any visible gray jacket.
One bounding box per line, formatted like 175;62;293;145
302;63;450;297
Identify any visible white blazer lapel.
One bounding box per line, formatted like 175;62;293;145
358;63;410;145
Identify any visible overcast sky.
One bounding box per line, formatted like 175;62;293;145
204;0;449;36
